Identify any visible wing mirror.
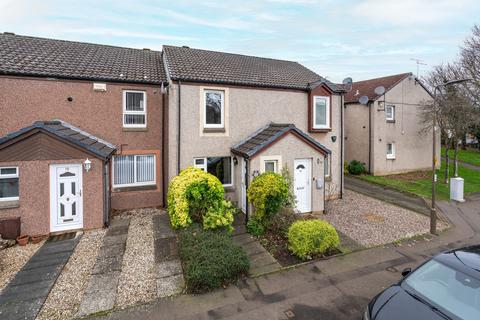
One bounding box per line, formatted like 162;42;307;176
401;268;412;277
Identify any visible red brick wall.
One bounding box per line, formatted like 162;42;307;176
0;76;164;209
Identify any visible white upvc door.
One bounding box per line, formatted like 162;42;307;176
50;164;83;232
294;159;312;213
241;158;247;213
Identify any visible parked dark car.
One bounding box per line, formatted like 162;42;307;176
364;245;480;320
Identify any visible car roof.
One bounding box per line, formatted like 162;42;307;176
436;245;480;276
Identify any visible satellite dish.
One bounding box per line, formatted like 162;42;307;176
342;77;353;86
359;96;369;105
374;86;385;95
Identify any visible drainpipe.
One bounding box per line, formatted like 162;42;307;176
177;81;182;174
340;93;344;199
368;102;372;173
102;161;110;227
245;158;250;225
161;84;168;204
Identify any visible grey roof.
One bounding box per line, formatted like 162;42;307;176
163;45;341;92
0;32;166;84
0;120;116;159
231;123;330;159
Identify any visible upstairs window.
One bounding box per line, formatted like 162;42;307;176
113;154;156;187
313;96;330;129
386;143;396;160
386;105;395;121
194;156;232;186
123;90;146;128
0;167;19;201
204;90;224;128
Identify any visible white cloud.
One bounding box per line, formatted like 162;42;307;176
63;28;194;41
351;0;473;26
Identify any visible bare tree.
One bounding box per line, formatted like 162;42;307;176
459;25;480;105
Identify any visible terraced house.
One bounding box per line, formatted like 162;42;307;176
0;32;346;236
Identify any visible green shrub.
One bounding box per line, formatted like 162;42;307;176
167;167;234;231
247;172;289;222
280;166;296;208
267;208;297;237
347;160;366;175
288;220;340;259
246;218;266;236
178;225;250;293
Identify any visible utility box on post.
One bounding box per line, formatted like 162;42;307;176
450;177;465;202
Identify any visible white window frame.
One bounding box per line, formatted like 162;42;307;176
312;96;330;129
324;154;331;178
193;156;233;187
112;154;156;188
0;167;19;201
386;105;395;121
203;89;225;129
386;143;396;160
123;90;147;128
260;155;283;174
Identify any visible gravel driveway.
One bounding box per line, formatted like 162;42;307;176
324;190;448;247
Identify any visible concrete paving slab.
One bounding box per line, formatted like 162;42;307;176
157;274;185;298
156;260;183;278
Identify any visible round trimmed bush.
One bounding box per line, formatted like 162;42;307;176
247;172;289;222
288;220;340;259
167;167;234;230
347;160;366;175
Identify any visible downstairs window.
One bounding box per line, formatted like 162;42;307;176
194;157;233;186
113;154;156;187
0;167;19;201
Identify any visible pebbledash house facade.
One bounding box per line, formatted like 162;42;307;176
0;32;346;236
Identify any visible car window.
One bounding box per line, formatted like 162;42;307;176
403;260;480;320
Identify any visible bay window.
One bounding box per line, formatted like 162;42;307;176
0;167;19;201
113;154;156;187
194;156;232;186
313;96;330;129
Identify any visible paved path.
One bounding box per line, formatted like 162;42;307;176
153;214;184;298
232;214;281;277
77;218;130;317
0;234;80;320
442;157;480;171
345;175;432;216
95;194;480;320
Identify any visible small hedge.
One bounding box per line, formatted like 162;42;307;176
247;172;289;223
167;167;234;231
347;160;366;175
178;225;250;293
288;220;340;260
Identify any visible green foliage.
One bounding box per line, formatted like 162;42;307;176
347;160;366;175
288;220;340;260
280;166;296;208
247;172;289;222
344;161;350;175
167;167;234;231
178;225;250;293
246;218;266;236
267;208;297;237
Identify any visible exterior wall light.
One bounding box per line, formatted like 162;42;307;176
83;158;92;172
233;157;238;165
252;170;260;178
331;136;337;143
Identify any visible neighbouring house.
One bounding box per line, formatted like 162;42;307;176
162;45;346;215
344;72;440;175
0;32;346;236
0;32;167;236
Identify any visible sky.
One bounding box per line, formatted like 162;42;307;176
1;0;479;82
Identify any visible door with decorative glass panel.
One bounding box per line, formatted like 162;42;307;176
50;164;83;232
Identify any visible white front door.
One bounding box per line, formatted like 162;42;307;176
294;159;312;213
50;164;83;232
241;158;247;213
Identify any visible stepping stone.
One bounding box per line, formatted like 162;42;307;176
76;218;130;317
0;235;81;320
157;274;184;298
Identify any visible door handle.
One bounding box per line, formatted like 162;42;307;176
79;189;82;197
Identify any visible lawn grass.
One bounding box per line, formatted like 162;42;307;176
441;147;480;167
358;162;480;200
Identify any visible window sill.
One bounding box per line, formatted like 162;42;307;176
325;176;332;182
0;200;19;209
224;186;235;192
386;157;396;160
123;127;148;132
203;127;226;133
309;128;332;133
113;185;157;193
386;120;396;123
